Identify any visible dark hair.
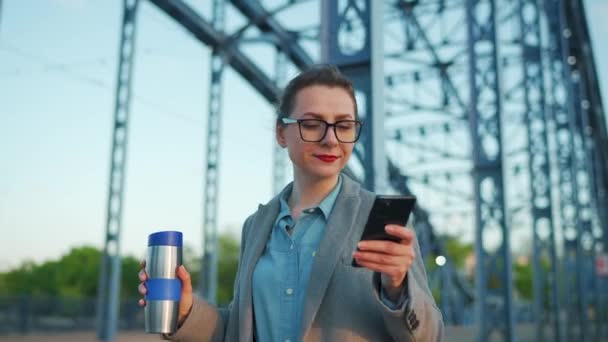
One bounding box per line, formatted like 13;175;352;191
277;64;358;123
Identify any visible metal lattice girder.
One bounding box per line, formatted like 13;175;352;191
97;0;139;340
570;69;600;341
272;49;288;195
229;0;314;69
320;0;387;192
148;0;280;104
394;0;468;120
388;160;475;325
562;2;605;338
517;0;561;340
562;2;608;336
466;0;515;340
544;0;588;339
199;0;226;305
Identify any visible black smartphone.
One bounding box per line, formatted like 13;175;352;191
352;195;417;267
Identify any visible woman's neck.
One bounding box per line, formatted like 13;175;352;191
288;173;339;218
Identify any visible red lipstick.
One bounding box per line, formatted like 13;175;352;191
315;154;339;163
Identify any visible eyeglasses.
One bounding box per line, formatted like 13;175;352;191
281;118;363;143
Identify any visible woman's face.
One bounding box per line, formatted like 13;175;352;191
276;85;357;182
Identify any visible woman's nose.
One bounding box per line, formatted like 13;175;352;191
321;126;339;146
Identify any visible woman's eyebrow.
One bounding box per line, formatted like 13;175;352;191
299;112;324;119
300;112;355;119
334;113;355;120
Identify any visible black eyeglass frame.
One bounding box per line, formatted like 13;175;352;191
281;117;363;143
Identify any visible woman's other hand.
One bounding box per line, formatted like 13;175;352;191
138;260;194;324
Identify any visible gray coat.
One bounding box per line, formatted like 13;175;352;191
168;174;444;341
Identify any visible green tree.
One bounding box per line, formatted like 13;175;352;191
216;233;240;306
441;235;474;270
513;260;533;300
121;255;142;299
55;246;101;297
0;246;140;299
0;234;241;305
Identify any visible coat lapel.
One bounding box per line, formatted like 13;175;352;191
299;176;363;334
237;197;280;342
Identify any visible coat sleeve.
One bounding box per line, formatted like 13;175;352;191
372;233;445;342
165;215;255;342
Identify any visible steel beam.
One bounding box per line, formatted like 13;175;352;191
229;0;314;69
396;0;468;119
466;0;514;340
388;160;474;325
97;0;139;340
320;0;387;192
272;49;288;195
148;0;280;104
518;0;560;340
199;0;226;305
544;0;587;339
570;68;600;341
564;2;608;335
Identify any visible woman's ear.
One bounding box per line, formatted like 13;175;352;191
276;123;287;148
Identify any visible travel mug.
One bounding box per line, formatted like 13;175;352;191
144;231;183;334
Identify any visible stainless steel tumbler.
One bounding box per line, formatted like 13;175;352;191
144;231;183;334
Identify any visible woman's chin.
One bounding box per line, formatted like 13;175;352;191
307;166;342;180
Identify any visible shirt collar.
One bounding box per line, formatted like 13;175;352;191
278;175;343;220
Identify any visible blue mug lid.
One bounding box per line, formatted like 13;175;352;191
148;231;183;247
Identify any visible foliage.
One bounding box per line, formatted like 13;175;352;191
513;260;533;300
441;235;474;270
0;233;241;306
216;233;240;306
0;246;102;298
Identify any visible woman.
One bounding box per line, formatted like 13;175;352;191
138;65;444;341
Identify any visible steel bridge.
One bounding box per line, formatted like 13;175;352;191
96;0;608;341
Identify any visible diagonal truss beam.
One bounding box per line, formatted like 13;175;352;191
229;0;314;69
148;0;280;104
396;0;468;118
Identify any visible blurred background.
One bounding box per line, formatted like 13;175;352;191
1;0;607;341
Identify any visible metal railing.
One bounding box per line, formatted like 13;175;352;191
0;295;143;335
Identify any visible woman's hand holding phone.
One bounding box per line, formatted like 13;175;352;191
352;225;416;292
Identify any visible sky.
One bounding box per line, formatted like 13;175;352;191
0;0;607;271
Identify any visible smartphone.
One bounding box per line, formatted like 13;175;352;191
352;195;416;267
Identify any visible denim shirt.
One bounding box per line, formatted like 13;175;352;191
252;176;405;342
252;176;342;342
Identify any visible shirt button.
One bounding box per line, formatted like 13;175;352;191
285;339;291;342
312;251;316;257
285;288;293;295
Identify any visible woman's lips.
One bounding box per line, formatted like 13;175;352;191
315;155;339;163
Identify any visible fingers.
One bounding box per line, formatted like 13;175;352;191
138;282;147;295
384;225;415;243
357;226;415;253
138;262;191;311
353;250;406;266
177;265;193;294
138;282;147;307
138;260;148;308
138;268;148;282
357;240;410;256
355;259;409;278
